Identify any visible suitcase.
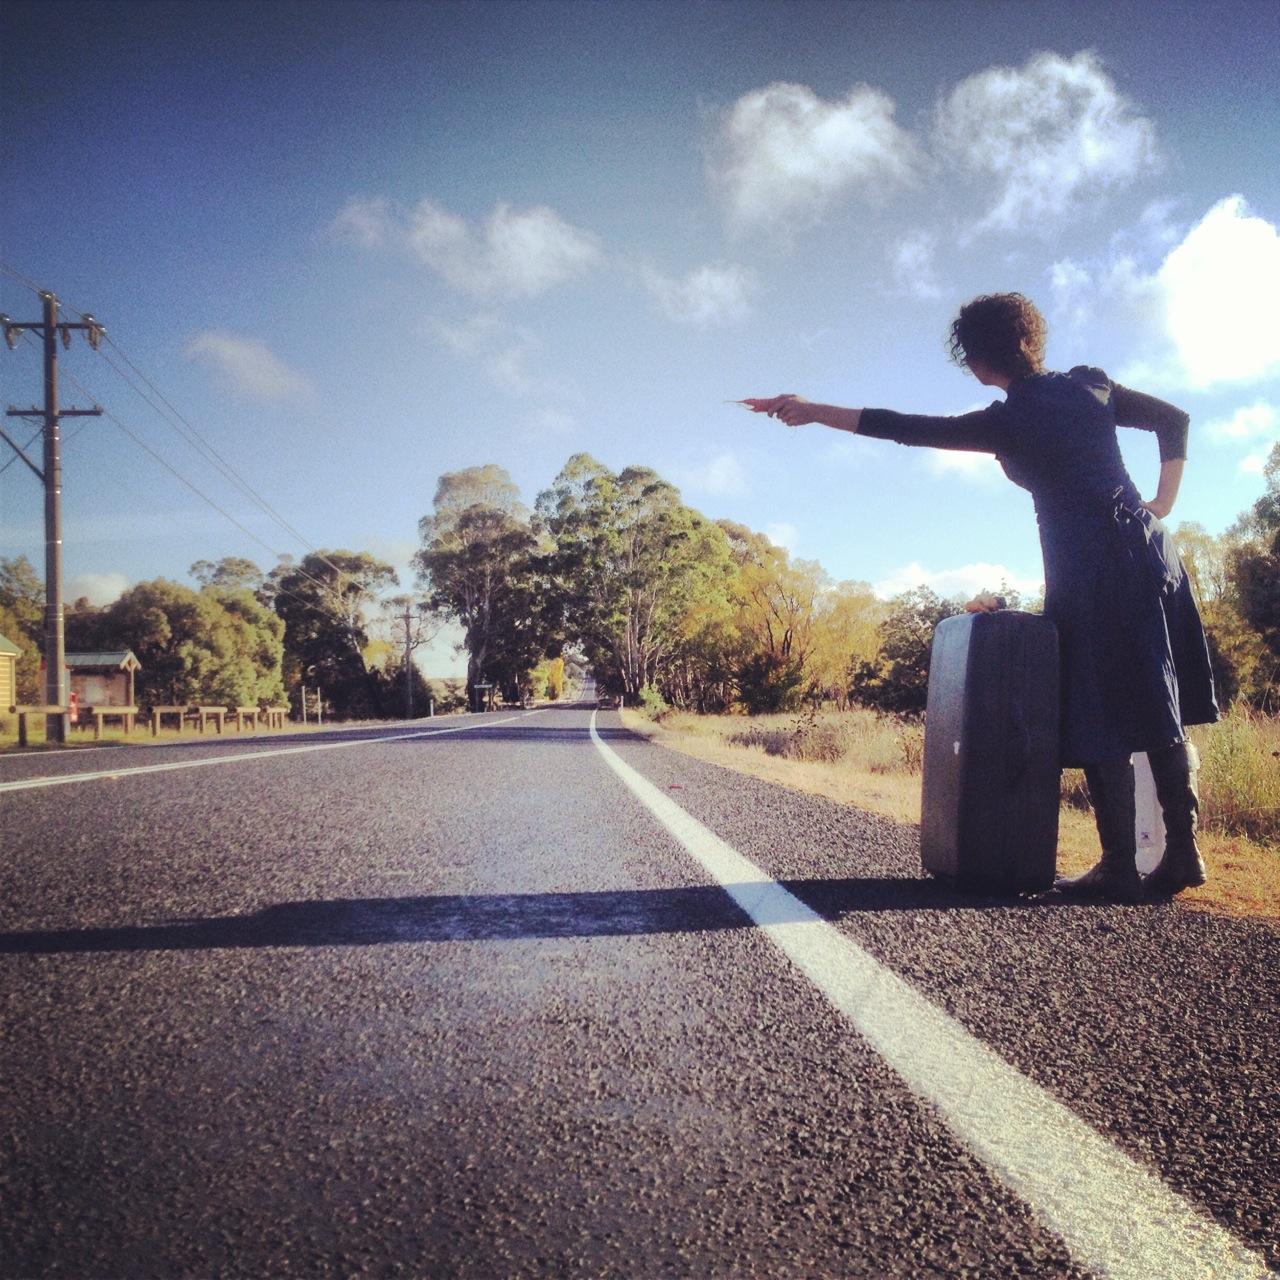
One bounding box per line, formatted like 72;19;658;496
921;611;1060;891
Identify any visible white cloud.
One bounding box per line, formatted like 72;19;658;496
1050;196;1280;390
1160;197;1280;387
923;449;1005;483
187;332;316;404
1206;400;1280;475
329;195;393;248
643;263;757;328
672;451;749;497
935;51;1160;233
765;522;798;551
525;407;576;439
429;313;573;403
66;572;129;606
1207;401;1278;445
407;199;602;300
873;561;1043;602
711;81;917;234
889;230;943;299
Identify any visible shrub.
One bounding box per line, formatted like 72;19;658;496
638;684;669;718
1196;709;1280;843
724;707;925;775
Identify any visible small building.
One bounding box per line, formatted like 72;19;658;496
67;651;141;708
0;633;20;709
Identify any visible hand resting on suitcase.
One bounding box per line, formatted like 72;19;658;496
964;592;1007;613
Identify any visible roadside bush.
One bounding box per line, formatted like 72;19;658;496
1195;708;1280;843
1061;769;1092;811
425;678;469;715
726;707;925;775
638;685;669;718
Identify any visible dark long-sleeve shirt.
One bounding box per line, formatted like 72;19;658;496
856;366;1214;763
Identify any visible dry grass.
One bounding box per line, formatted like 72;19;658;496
622;707;1280;923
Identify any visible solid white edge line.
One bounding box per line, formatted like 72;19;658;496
589;710;1274;1280
0;710;537;793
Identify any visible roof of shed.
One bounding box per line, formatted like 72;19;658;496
66;650;142;671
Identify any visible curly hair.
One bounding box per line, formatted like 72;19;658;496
948;293;1046;379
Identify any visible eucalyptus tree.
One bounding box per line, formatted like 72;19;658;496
536;454;732;705
270;550;399;717
415;466;552;707
1225;441;1280;708
729;531;831;713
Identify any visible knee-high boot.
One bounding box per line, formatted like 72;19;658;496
1142;741;1207;896
1055;758;1141;903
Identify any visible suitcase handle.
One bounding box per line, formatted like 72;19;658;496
1008;709;1031;782
1006;626;1031;782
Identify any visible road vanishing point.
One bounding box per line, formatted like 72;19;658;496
1;704;1276;1279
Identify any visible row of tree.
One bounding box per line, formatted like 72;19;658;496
0;550;421;720
413;445;1280;716
2;444;1278;719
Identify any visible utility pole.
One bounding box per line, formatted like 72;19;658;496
402;602;415;719
1;293;104;743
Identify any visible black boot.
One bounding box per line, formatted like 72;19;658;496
1142;741;1207;897
1055;758;1141;903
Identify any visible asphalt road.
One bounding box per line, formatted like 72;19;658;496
1;705;1276;1279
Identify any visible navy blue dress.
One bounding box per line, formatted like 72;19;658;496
860;367;1219;766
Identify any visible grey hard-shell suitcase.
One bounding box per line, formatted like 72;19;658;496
921;611;1060;891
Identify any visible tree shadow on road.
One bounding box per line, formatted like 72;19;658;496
0;877;1059;956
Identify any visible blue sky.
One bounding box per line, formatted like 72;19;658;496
3;0;1278;675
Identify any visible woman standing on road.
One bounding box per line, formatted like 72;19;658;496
750;293;1218;903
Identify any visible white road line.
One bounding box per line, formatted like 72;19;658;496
589;712;1275;1280
0;712;533;794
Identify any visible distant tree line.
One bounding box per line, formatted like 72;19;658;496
2;443;1278;720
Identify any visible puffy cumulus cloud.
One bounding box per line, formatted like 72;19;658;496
935;51;1160;233
671;451;749;497
430;313;537;396
187;332;316;405
429;314;573;404
66;572;129;607
1206;401;1280;475
525;407;576;439
642;263;758;328
888;230;943;299
1159;197;1280;387
329;195;393;248
1207;400;1279;445
924;448;1005;484
873;561;1043;602
1050;197;1280;390
765;522;798;552
407;199;602;300
711;82;917;234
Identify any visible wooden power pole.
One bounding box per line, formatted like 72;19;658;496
1;292;104;743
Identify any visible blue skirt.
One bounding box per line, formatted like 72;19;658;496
1039;498;1218;767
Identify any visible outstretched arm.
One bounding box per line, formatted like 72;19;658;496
745;395;862;433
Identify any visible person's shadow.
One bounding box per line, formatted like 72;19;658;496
0;876;1050;956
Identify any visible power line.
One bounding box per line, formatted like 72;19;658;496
1;265;409;621
53;364;374;619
